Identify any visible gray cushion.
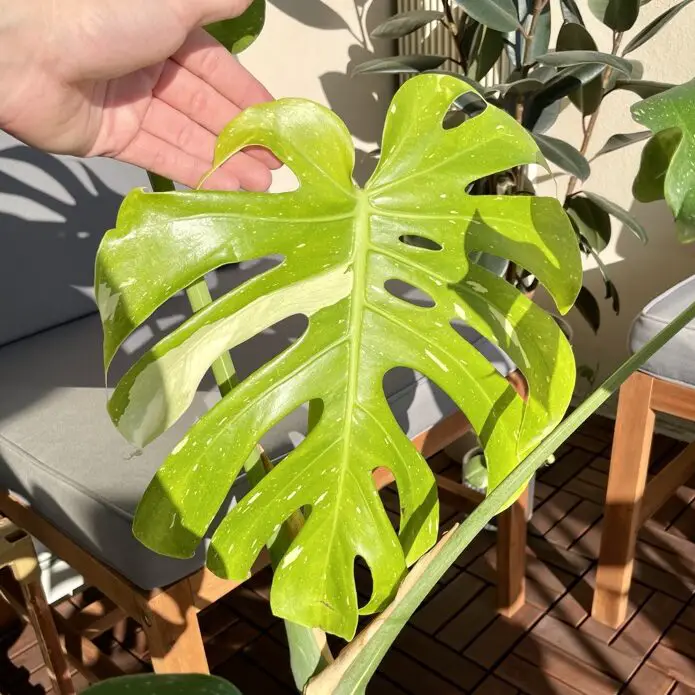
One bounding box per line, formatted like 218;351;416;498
0;137;147;346
630;275;695;387
0;258;515;590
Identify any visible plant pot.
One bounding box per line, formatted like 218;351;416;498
461;445;536;523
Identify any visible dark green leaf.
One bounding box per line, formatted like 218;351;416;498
536;50;633;76
594;130;651;158
352;55;447;75
585;246;620;314
454;0;519;32
488;78;545;97
588;0;640;31
534;134;590;179
470;26;505;80
575;286;601;333
632;128;682;202
582;191;648;244
623;0;695;55
566;195;612;251
560;0;585;24
525;2;552;64
531;99;562;134
205;0;265;53
556;23;603;116
604;59;643;91
85;675;242;695
608;80;676;98
371;10;444;39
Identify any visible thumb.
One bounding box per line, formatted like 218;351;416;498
174;0;255;28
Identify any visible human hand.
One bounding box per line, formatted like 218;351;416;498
0;0;277;190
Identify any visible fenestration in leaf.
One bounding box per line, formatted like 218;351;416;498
95;75;581;640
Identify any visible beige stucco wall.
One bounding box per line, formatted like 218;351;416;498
241;0;395;189
536;0;695;392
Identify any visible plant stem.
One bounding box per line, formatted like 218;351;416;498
522;0;549;66
565;31;624;198
146;172;333;683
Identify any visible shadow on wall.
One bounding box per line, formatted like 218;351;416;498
0;145;122;345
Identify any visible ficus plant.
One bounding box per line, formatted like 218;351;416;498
91;3;695;694
356;0;694;334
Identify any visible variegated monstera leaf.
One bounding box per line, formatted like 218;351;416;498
96;74;581;639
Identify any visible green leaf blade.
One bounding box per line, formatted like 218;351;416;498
97;75;581;640
454;0;519;32
205;0;265;54
622;0;695;55
632;80;695;241
588;0;640;31
371;10;444;39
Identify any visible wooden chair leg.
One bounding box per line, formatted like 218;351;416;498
497;487;528;617
0;519;75;695
142;581;209;674
592;372;655;628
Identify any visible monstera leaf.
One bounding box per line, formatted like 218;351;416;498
96;74;580;639
632;79;695;243
86;675;242;695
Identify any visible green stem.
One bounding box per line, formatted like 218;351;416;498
146;171;332;686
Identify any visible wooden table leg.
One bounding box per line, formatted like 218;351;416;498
497;487;528;618
592;373;655;628
0;519;75;695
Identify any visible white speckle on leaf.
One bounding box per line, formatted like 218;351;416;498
315;492;327;505
440;193;447;199
281;545;303;569
425;349;449;372
390;104;397;114
171;436;188;455
466;281;488;294
287;489;298;500
246;492;261;506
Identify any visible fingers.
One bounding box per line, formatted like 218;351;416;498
172;30;280;169
174;0;255;28
117;130;239;191
173;29;272;110
142;99;272;191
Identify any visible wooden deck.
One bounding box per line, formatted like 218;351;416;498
2;417;695;694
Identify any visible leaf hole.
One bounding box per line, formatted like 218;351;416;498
449;319;514;378
257;398;313;463
442;92;487;131
270;164;300;193
398;234;443;251
354;556;373;610
384;279;436;308
207;256;284;301
231;313;309;383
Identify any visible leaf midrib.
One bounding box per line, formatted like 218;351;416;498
318;191;371;615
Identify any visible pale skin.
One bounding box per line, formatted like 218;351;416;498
0;0;278;190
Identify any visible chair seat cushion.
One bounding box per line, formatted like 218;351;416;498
0;263;515;590
630;275;695;387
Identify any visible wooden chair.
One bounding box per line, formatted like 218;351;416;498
0;353;530;682
592;277;695;628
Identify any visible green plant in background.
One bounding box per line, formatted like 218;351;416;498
357;0;694;333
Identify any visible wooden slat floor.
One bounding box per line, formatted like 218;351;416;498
2;416;695;694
